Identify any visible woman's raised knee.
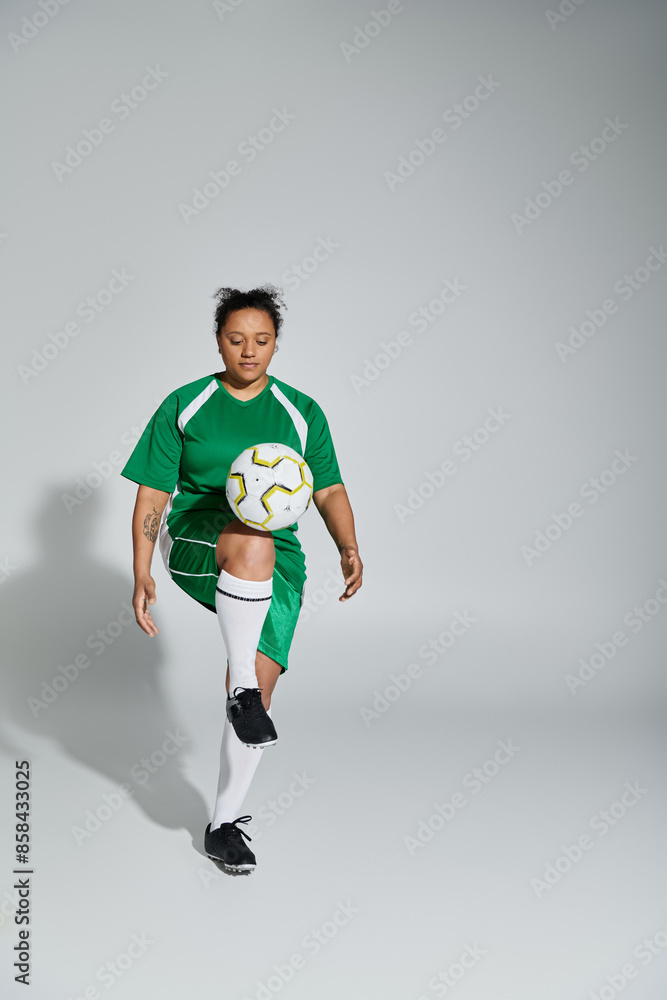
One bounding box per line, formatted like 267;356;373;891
216;522;275;577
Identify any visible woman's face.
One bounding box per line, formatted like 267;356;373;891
217;308;277;385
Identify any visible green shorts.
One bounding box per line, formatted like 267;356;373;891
159;507;306;674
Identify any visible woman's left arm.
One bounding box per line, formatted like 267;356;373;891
312;484;363;602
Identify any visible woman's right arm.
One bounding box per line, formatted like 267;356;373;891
131;484;171;636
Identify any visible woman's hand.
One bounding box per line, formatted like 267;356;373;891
130;486;169;636
133;575;159;636
340;545;363;602
312;485;362;603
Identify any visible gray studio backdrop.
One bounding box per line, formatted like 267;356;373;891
2;1;667;998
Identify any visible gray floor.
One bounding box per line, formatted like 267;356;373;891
2;597;665;999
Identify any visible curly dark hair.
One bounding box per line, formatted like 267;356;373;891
212;284;287;342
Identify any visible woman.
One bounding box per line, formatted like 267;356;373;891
121;285;363;873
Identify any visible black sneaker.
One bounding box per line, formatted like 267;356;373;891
226;687;278;748
205;815;256;872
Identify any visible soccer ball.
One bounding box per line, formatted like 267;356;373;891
226;443;314;531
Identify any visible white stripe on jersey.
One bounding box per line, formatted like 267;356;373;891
159;522;174;577
158;475;181;573
270;382;308;455
160;481;178;526
177;378;219;434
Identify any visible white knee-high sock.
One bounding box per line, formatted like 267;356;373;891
215;568;273;691
210;708;272;828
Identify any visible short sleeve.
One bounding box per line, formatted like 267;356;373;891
120;393;182;493
305;400;344;493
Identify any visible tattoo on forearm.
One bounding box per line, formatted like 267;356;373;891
143;507;160;543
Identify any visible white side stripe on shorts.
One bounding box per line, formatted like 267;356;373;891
170;569;219;577
173;536;216;546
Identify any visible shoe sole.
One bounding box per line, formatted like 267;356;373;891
206;853;256;872
229;721;278;748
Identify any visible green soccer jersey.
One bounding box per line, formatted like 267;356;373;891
120;372;344;568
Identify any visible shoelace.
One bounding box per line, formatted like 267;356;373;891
227;815;253;844
232;686;265;721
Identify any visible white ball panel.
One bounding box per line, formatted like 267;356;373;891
243;465;275;497
273;456;303;491
237;494;269;526
229;449;255;475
